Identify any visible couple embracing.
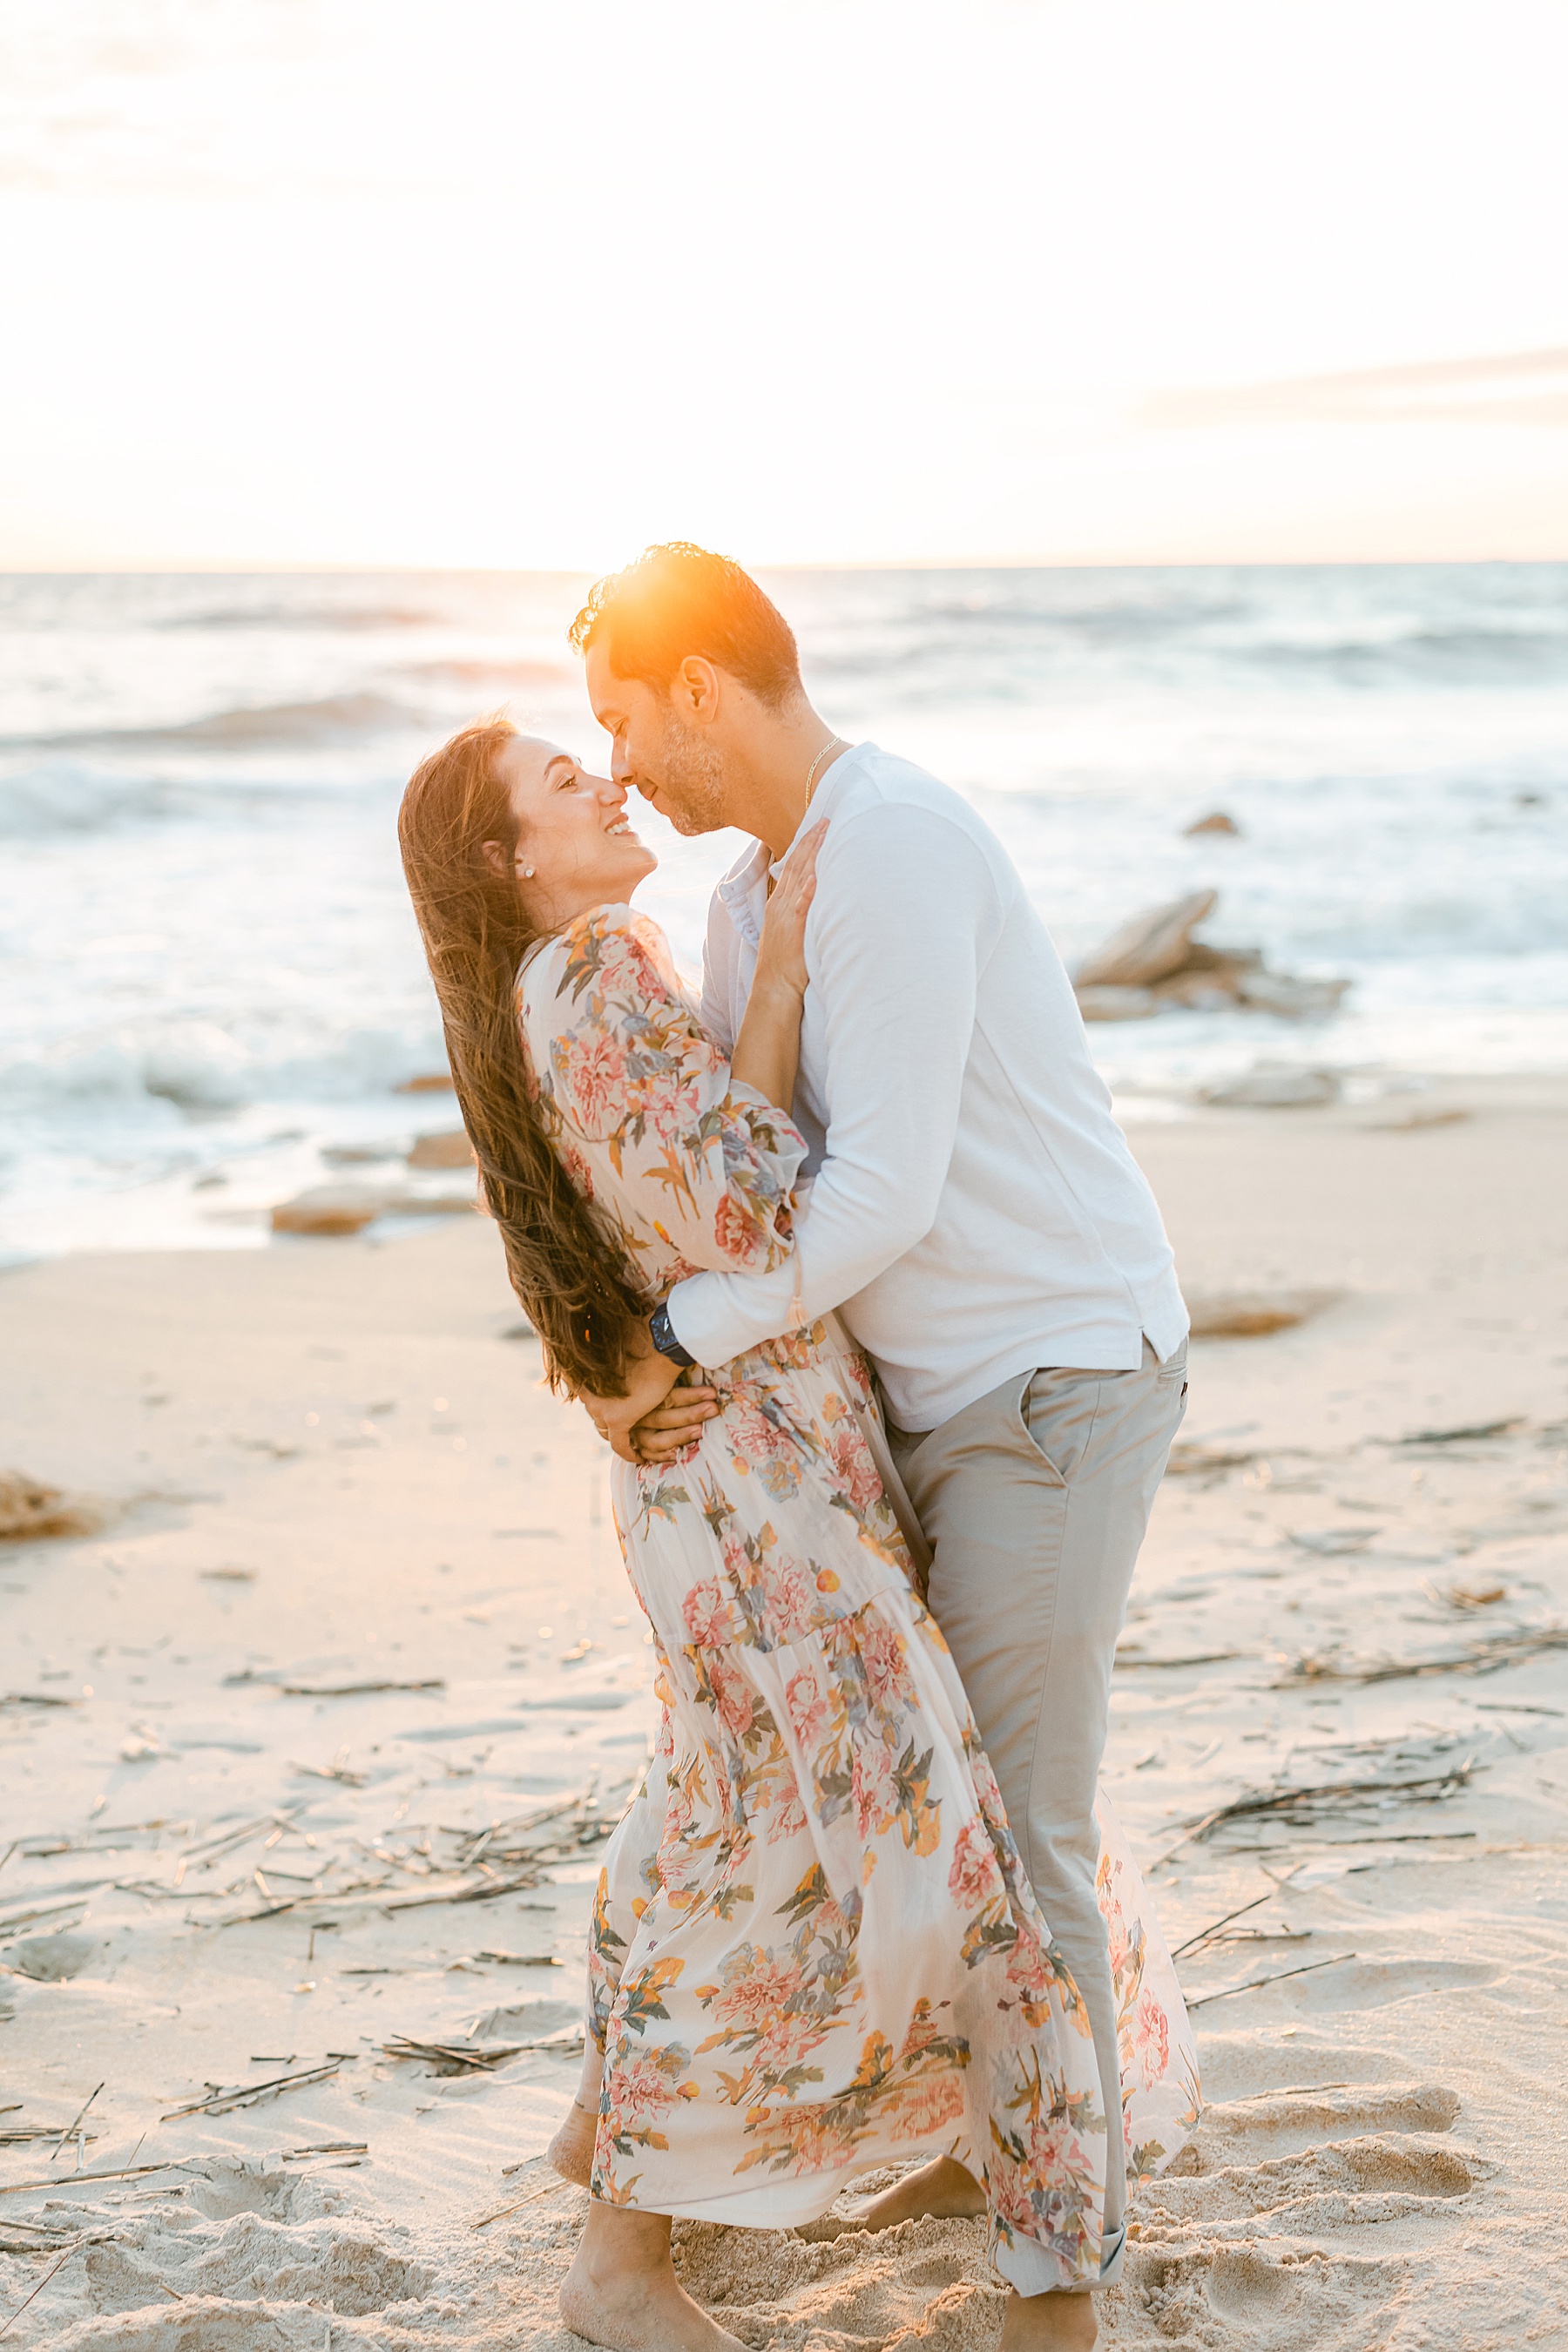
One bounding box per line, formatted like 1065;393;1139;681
398;545;1198;2351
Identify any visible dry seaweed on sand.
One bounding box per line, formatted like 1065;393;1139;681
0;1470;104;1542
1173;1752;1479;1853
1277;1626;1568;1686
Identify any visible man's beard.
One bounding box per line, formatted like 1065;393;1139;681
652;713;728;836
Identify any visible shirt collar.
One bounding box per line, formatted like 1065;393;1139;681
770;740;874;875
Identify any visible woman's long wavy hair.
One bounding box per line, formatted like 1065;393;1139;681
397;718;645;1397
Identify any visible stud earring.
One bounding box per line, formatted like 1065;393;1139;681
523;866;536;878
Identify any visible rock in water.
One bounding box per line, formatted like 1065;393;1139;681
1201;1067;1340;1108
395;1071;455;1093
1183;809;1241;835
1074;889;1219;990
407;1129;474;1170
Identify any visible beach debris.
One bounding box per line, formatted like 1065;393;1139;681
1278;1626;1568;1686
1289;1526;1378;1555
1201;1066;1339;1108
406;1129;473;1169
1434;1578;1509;1611
381;2034;531;2076
1183;810;1241;835
395;1071;455;1092
198;1565;257;1583
1188;1289;1338;1338
161;2057;351;2119
2;1691;81;1711
224;1671;445;1696
1072;890;1349;1022
1169;1892;1275;1959
1396;1417;1524;1447
1186;1951;1355;2009
0;2158;196;2197
1175;1752;1478;1852
291;1753;368;1785
45;2085;102;2165
271;1181;475;1235
0;1470;104;1543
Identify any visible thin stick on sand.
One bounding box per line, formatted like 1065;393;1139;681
1169;1891;1274;1959
0;2245;78;2340
1186;1950;1355;2009
470;2175;578;2229
49;2084;103;2166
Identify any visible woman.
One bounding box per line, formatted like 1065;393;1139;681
398;719;1197;2352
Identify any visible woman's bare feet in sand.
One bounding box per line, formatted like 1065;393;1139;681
849;2153;987;2230
559;2207;746;2351
1000;2288;1098;2350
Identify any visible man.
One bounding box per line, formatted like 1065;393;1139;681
571;544;1188;2350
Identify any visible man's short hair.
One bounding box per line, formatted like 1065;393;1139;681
569;543;802;709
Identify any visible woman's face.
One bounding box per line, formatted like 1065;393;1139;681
494;733;656;922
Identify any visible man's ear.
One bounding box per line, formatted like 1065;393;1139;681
672;655;721;726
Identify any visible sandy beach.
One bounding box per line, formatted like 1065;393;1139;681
3;1076;1567;2349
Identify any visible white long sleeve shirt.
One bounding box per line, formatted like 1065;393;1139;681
665;742;1188;1431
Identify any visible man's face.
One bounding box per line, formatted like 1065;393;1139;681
584;640;728;837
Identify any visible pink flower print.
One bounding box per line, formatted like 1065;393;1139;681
564;1029;628;1137
859;1616;911;1713
708;1950;804;2037
827;1424;882;1514
1132;1990;1169;2089
1106;1920;1132;1982
605;2046;682;2136
725;1395;796;1469
683;1577;733;1647
713;1190;767;1268
948;1815;1003;1910
708;1656;754;1740
767;1556;816;1642
785;1663;830;1749
765;1777;807;1843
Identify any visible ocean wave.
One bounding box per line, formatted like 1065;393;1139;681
152;602;448;632
1246;625;1568;684
3;689;419;759
0;1023;443;1119
0;763;180;838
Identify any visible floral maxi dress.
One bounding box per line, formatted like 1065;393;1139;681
518;905;1199;2294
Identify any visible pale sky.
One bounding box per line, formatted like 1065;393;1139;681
3;0;1566;569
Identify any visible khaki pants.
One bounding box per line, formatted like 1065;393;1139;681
887;1340;1187;2276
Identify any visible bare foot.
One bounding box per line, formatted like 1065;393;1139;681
559;2247;746;2350
848;2153;987;2230
999;2287;1098;2351
547;2097;598;2188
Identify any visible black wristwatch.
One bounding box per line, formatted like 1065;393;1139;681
648;1303;696;1369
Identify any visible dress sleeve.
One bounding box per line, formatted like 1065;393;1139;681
529;907;807;1285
